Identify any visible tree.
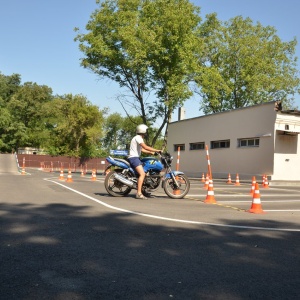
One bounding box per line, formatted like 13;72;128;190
101;112;163;154
101;112;125;151
0;106;13;151
196;14;300;114
0;73;21;103
45;94;105;157
0;73;22;152
75;0;203;147
7;82;53;150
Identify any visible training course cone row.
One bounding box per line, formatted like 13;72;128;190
262;174;270;188
247;182;265;214
172;176;181;196
227;173;232;184
59;169;64;180
21;157;26;175
204;179;217;204
91;169;97;181
234;173;241;186
66;169;73;182
21;166;26;175
201;173;205;182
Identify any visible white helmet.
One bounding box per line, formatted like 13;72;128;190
136;124;148;134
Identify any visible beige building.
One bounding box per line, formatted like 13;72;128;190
167;102;300;182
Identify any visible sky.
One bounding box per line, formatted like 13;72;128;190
1;0;300;122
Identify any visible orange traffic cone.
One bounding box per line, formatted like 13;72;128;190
80;168;85;177
204;179;217;204
59;169;64;180
247;183;265;214
201;173;205;182
262;175;269;188
250;176;256;195
91;169;97;181
65;170;73;182
227;173;232;184
172;176;181;195
234;173;241;186
21;158;26;175
21;166;26;175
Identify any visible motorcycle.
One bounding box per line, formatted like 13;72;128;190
104;152;190;199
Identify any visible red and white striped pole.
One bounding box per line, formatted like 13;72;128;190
205;145;212;179
176;146;180;171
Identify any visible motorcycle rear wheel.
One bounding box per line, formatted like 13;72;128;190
104;171;132;197
163;174;190;199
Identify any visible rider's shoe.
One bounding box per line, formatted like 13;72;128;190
136;193;147;200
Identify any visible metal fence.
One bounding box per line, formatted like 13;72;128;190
16;154;108;174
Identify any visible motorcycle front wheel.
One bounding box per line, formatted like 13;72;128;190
104;171;132;197
163;174;190;199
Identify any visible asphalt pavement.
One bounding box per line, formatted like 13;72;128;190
0;154;300;300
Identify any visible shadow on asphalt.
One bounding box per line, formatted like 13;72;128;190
0;201;299;300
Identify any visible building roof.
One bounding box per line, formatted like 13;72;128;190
172;101;275;124
280;110;300;116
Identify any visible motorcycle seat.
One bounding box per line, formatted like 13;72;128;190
113;157;130;167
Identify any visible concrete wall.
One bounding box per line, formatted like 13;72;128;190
168;102;278;180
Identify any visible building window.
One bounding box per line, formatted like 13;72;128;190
211;140;230;149
190;142;205;150
238;138;260;147
174;144;185;151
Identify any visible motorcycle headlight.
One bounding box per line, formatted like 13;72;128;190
166;155;173;164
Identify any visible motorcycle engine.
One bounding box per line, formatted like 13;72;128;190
144;172;161;189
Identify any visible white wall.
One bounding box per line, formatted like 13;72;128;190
168;102;278;180
272;112;300;180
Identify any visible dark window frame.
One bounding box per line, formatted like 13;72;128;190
238;138;260;148
189;142;205;150
174;144;185;151
211;140;230;149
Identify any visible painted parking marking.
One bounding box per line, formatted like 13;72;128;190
265;210;300;212
44;177;300;232
56;175;300;213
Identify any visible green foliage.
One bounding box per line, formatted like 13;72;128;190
45;94;105;157
75;0;203;146
0;73;21;103
1;2;300;154
101;112;163;153
7;82;53;149
0;73;106;156
196;14;300;113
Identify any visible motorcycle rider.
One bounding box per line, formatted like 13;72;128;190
128;124;162;199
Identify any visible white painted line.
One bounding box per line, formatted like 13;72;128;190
264;210;300;212
44;178;300;232
187;194;300;201
187;194;249;197
216;200;300;203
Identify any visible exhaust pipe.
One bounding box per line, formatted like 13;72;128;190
114;173;136;188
